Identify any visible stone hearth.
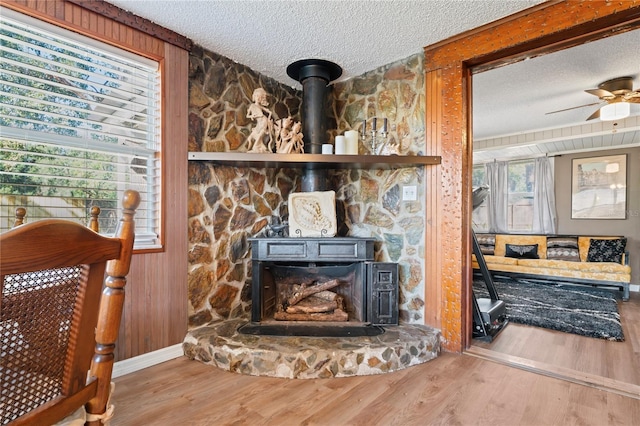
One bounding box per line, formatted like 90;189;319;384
183;318;441;379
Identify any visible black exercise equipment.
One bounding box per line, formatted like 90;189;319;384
471;186;508;341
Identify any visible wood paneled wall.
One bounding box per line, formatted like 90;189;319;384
423;0;640;352
3;0;189;360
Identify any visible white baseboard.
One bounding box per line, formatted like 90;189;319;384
630;284;639;293
112;344;183;378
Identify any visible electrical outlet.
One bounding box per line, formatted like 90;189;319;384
402;185;417;201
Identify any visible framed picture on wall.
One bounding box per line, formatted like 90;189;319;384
571;154;627;219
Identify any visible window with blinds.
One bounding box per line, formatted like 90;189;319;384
0;8;161;248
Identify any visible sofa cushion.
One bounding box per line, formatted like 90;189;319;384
475;233;495;255
546;236;578;248
578;236;625;262
505;243;539;259
479;245;494;255
476;234;496;246
495;235;547;259
517;258;630;274
547;247;580;262
478;255;519;266
587;238;627;264
510;261;630;282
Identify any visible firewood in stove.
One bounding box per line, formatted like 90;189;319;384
310;290;345;310
285;296;338;313
286;279;341;306
273;308;349;321
314;290;338;301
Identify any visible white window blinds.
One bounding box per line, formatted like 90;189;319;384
0;8;161;247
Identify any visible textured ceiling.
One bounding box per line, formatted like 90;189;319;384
473;31;640;139
108;0;640;157
109;0;543;86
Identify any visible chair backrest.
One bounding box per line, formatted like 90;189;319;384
0;190;139;425
12;206;101;232
13;208;26;227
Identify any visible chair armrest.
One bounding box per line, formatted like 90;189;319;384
623;250;629;266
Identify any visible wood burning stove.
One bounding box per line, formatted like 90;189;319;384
236;61;398;337
242;237;398;336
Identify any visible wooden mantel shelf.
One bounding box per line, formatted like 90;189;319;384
188;152;441;169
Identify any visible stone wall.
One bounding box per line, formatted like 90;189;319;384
329;54;426;323
187;47;427;328
187;46;302;327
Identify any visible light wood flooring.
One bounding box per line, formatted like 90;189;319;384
472;291;640;389
111;293;640;426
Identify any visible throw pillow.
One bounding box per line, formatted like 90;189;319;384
480;244;494;255
476;234;496;246
546;236;578;249
495;235;547;258
505;243;539;259
587;238;626;263
578;236;621;262
546;247;580;262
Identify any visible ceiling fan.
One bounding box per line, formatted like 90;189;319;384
546;76;640;120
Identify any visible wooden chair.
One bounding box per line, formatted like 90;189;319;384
12;206;102;232
0;190;140;425
13;207;26;228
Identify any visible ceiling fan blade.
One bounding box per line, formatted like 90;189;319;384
585;88;615;99
623;92;640;102
545;102;602;115
586;108;600;120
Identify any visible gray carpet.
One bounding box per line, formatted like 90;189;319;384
473;275;624;341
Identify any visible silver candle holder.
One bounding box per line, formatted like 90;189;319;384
360;117;388;155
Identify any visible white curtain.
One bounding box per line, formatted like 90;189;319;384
486;161;508;233
532;156;557;234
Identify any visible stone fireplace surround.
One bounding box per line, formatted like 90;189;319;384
183;235;442;379
183;318;441;379
185;52;439;378
187;47;428;335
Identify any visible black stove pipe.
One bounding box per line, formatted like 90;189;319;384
286;59;342;192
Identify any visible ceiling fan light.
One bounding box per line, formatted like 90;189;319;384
600;102;630;121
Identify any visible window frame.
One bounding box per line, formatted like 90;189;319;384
506;159;535;232
0;6;163;250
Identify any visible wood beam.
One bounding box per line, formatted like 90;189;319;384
67;0;193;51
423;0;640;352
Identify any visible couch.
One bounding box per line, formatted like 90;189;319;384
472;233;631;300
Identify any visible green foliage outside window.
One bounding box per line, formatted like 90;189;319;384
1;10;159;242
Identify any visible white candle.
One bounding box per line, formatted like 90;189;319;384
344;130;359;155
322;143;333;154
334;135;347;154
